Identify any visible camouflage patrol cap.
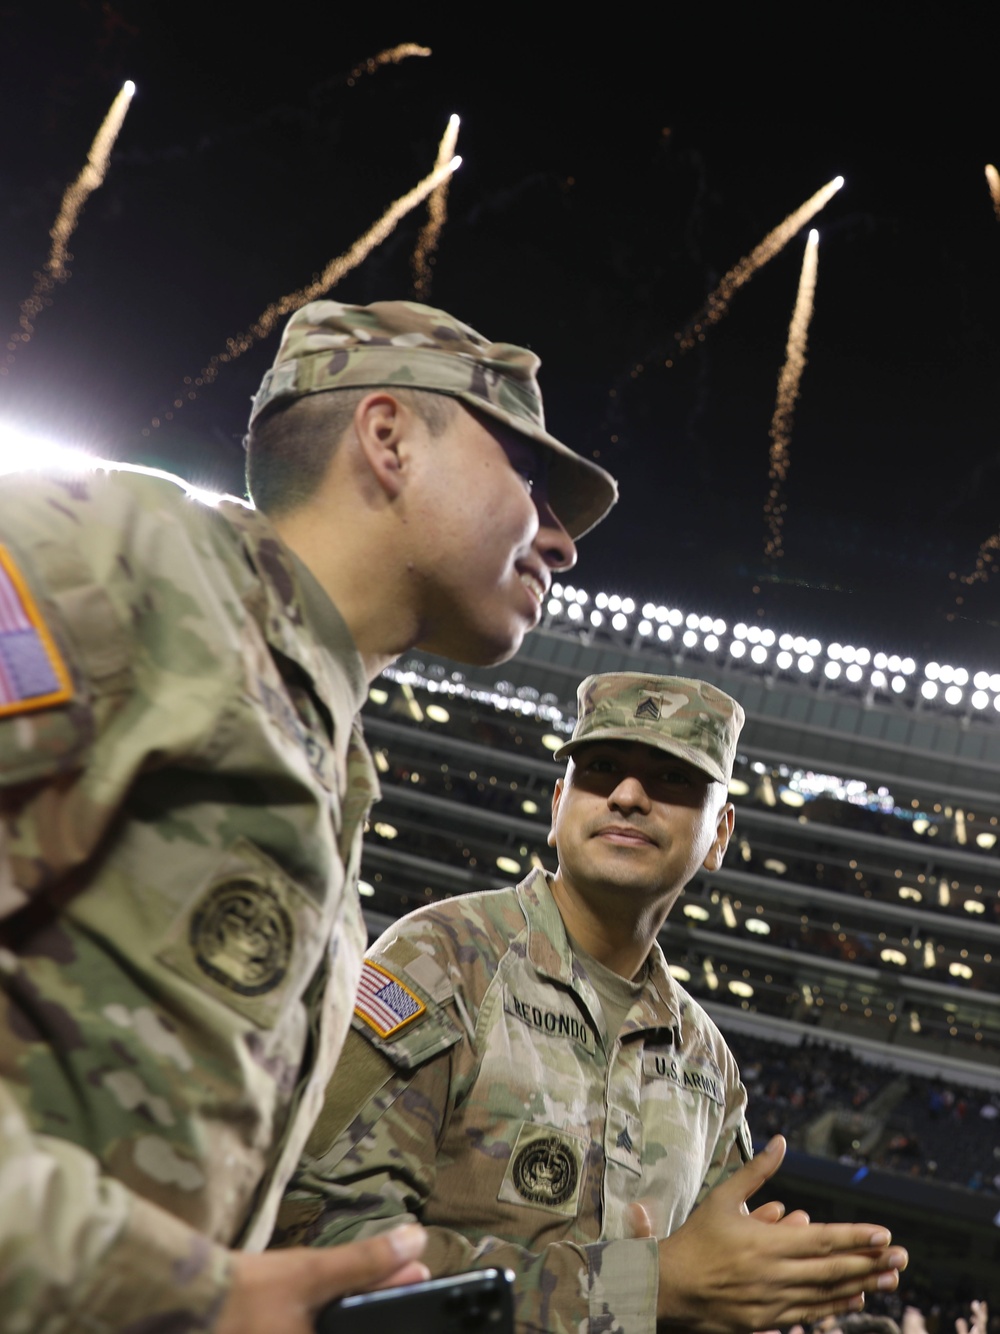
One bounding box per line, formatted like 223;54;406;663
249;298;618;539
554;672;745;785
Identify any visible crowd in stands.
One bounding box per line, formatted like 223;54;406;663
727;1035;1000;1194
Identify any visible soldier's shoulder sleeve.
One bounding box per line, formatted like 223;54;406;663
0;1078;231;1329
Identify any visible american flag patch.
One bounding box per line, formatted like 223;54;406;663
355;960;425;1038
0;545;72;718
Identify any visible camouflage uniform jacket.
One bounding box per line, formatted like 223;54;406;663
0;467;377;1331
279;869;751;1334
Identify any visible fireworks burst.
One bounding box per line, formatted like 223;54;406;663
146;142;462;433
763;229;820;561
411;114;460;299
668;176;843;363
986;165;1000;223
347;43;431;85
3;81;136;377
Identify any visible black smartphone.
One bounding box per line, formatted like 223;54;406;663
316;1267;515;1334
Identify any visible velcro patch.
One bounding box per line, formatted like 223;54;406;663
0;545;72;717
355;960;426;1038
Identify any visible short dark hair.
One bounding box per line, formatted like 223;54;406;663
837;1316;901;1334
245;386;457;516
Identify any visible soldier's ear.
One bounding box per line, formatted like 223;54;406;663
352;392;411;498
547;778;564;848
702;802;734;872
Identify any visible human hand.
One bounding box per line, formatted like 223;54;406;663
957;1299;988;1334
215;1224;429;1334
655;1135;908;1333
902;1307;928;1334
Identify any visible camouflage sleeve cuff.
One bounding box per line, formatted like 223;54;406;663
71;1192;232;1332
585;1236;659;1334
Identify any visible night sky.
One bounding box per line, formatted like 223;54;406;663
2;3;998;663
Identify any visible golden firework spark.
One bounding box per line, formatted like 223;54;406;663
763;229;820;561
348;43;431;84
4;80;136;376
146;144;462;432
668;176;843;363
412;114;460;299
955;533;1000;591
985;165;1000;223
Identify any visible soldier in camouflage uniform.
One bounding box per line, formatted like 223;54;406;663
0;300;616;1332
277;672;908;1334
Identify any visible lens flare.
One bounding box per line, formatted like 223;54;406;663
146;144;462;432
986;165;1000;223
671;176;843;359
4;81;136;376
764;229;820;560
412;114;460;299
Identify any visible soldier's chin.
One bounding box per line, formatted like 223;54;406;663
416;623;526;668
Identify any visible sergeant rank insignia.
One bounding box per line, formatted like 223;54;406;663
634;694;661;720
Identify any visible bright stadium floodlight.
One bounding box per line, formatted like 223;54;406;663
590;610;603;627
939;665;954;684
595;592;609;609
776;651;793;670
0;421;98;476
828;642;843;660
730;640;746;658
643;602;656;618
712;618;726;634
686;613;699;629
797;655;814;672
608;594;621;612
622;597;635;615
612;612;627;631
824;661;841;679
552;583;564;598
750;645;767;664
734;623;748;639
972;690;989;709
793;636;808;654
667;608;683;627
871;670;887;688
846;664;863;682
892;675;906;693
901;657;916;674
855;647;871;665
546;599;562;616
944;685;963;706
704;634;719;652
638;619;652;636
655;605;669;622
761;628;776;647
874;652;888;669
657;624;673;642
954;667;969;686
567;603;583;621
925;662;940;681
699;615;713;633
921;681;938;700
779;633;794;650
682;629;698;648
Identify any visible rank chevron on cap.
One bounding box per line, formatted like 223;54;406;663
0;545;73;717
355;960;426;1038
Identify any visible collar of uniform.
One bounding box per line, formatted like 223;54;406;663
217;500;367;718
623;936;683;1035
515;867;577;986
516;868;683;1034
